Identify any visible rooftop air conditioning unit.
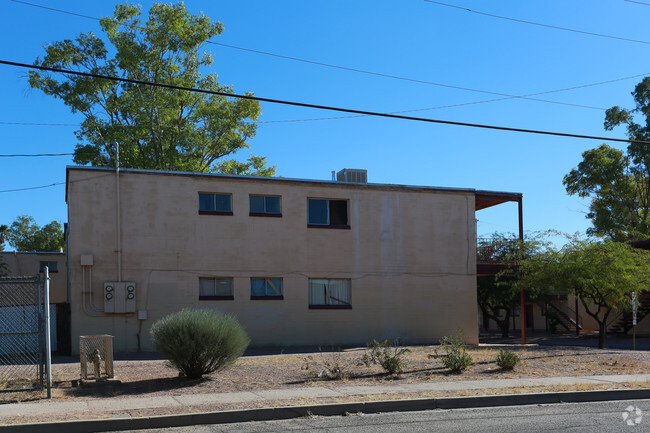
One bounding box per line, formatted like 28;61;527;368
337;168;368;183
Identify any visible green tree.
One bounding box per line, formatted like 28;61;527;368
477;233;544;338
517;236;650;349
564;77;650;241
0;225;8;276
28;2;275;175
5;216;65;252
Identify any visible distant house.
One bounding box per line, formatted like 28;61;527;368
0;251;69;354
65;166;521;353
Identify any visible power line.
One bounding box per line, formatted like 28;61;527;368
7;0;630;112
4;71;647;126
0;121;78;126
1;58;646;145
207;42;599;110
10;0;99;20
0;182;65;193
0;153;73;157
624;0;650;6
424;1;650;45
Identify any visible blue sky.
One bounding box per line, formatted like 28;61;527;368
1;0;648;245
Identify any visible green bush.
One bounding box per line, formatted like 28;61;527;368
440;332;473;372
496;349;520;370
361;338;411;375
150;309;250;379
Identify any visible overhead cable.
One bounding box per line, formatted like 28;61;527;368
0;182;65;193
1;59;646;145
8;0;637;111
424;1;650;45
0;153;73;157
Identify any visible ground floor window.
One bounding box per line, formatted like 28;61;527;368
308;278;351;309
199;277;234;300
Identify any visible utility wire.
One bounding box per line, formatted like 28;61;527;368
1;59;646;145
0;182;65;193
10;0;98;20
0;153;73;157
624;0;650;6
8;0;633;112
424;1;650;45
0;121;78;126
3;71;647;126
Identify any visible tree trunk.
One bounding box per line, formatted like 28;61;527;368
598;321;607;349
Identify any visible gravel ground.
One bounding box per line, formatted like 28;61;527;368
2;344;649;401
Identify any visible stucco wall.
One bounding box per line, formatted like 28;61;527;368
0;251;67;303
67;168;478;353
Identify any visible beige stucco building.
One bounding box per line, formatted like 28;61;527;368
0;251;67;304
66;166;519;353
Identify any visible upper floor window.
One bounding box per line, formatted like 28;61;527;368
250;195;282;217
308;198;349;229
199;193;232;215
251;278;283;299
39;261;58;273
199;277;234;300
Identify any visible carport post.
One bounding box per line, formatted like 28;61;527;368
44;266;52;399
518;198;525;345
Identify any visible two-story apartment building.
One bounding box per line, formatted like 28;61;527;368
66;166;518;353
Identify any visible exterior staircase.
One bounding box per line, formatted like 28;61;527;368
609;291;650;334
541;300;583;332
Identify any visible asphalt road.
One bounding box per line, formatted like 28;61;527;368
116;399;650;432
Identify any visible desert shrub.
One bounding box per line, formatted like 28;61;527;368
303;347;349;380
440;332;473;372
496;349;520;370
150;309;250;379
361;338;410;375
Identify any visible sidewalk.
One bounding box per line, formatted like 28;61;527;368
2;373;650;432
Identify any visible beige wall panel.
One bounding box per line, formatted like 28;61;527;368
1;252;67;303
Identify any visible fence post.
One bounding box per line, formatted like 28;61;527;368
44;267;52;399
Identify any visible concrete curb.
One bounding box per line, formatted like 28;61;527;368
3;388;650;433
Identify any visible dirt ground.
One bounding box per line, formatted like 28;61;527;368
2;344;649;402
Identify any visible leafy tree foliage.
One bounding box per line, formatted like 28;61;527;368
0;225;8;276
477;233;543;338
29;2;274;175
4;216;65;252
517;236;650;349
564;77;650;241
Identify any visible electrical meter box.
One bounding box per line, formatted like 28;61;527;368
103;282;136;313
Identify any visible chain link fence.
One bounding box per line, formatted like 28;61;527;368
0;275;44;392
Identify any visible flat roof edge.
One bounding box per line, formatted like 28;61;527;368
66;166;520;196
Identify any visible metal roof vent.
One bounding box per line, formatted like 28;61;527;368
336;168;368;183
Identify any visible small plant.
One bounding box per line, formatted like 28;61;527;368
496;349;520;370
303;347;349;380
361;338;410;375
150;309;250;379
439;331;473;372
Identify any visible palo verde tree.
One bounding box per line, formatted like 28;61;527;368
563;77;650;241
517;235;650;349
477;232;545;338
29;2;274;176
4;215;65;252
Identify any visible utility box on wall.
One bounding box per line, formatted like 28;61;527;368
104;282;136;313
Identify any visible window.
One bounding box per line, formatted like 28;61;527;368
308;279;351;309
199;193;232;215
199;277;233;300
250;195;282;217
250;278;283;299
39;261;58;273
308;198;349;228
